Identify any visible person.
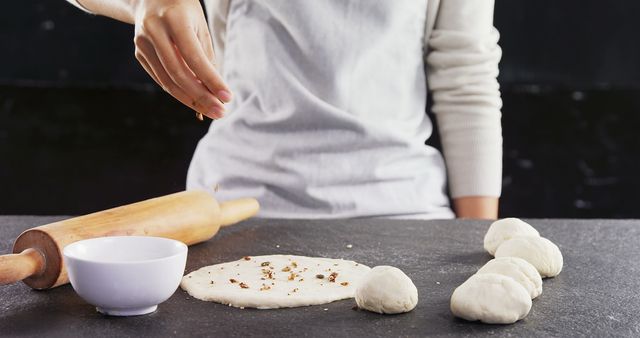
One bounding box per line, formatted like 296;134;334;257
66;0;503;220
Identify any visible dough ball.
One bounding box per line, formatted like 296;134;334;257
355;266;418;314
494;236;563;278
484;218;540;255
476;257;543;299
450;273;532;324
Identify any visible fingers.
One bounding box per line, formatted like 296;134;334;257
136;53;161;86
198;27;216;64
132;2;232;119
135;38;223;119
168;22;232;103
139;25;224;116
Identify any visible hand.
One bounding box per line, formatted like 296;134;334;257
453;196;499;220
132;0;231;119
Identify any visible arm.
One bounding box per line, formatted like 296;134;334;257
66;0;232;119
425;0;503;219
453;196;498;219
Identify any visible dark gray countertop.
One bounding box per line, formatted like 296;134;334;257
1;216;639;337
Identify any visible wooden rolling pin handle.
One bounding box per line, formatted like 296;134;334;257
0;248;46;286
219;198;260;227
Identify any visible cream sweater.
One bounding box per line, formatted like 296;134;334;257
67;0;502;217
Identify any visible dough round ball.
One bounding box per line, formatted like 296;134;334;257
355;266;418;314
450;273;532;324
476;257;543;299
484;218;540;255
494;236;563;278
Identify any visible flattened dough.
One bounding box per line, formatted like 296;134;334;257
181;255;371;309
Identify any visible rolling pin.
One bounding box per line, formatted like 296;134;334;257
0;190;259;290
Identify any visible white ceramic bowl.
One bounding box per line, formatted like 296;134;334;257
63;236;187;316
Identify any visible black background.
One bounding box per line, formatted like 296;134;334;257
1;1;639;217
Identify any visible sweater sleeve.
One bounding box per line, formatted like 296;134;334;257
66;0;93;13
425;0;503;198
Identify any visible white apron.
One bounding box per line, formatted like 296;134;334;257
188;0;454;219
